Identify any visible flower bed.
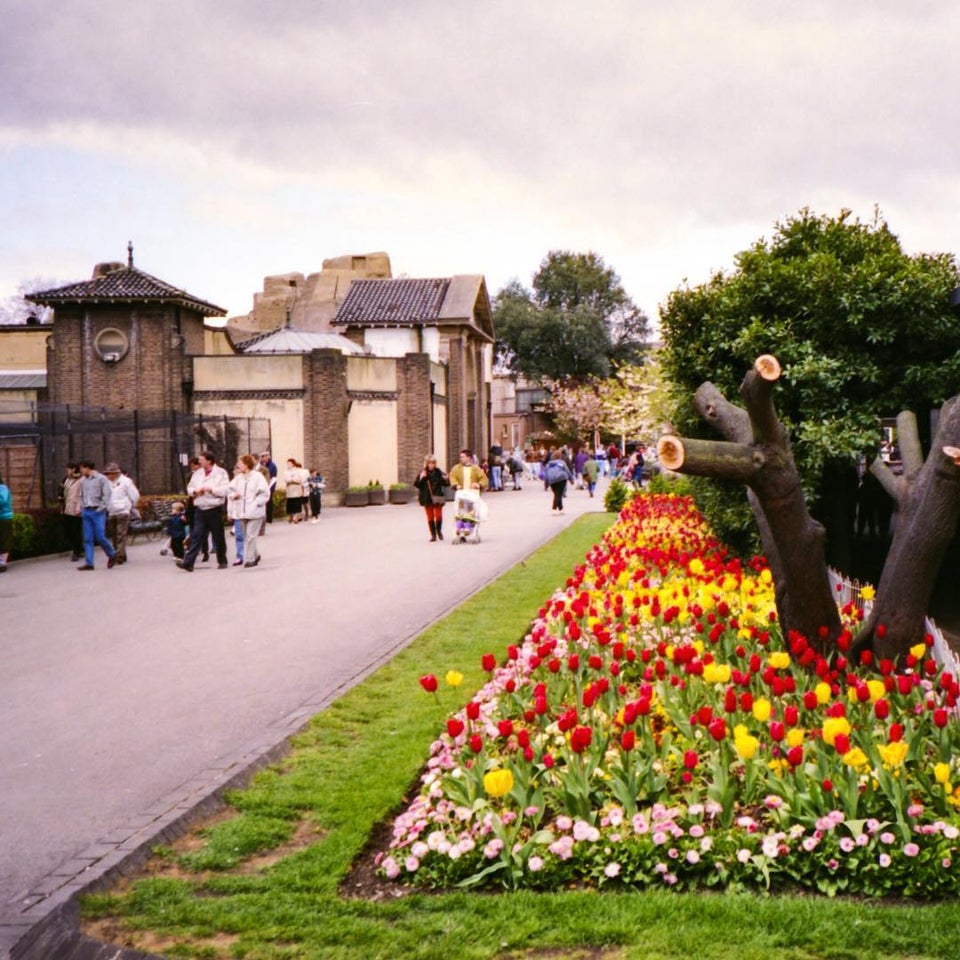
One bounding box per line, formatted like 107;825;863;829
379;494;960;897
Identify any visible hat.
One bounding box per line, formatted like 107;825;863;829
104;462;121;474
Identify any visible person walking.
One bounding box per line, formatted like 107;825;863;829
59;462;83;561
226;461;246;566
227;454;270;568
582;451;600;498
413;454;448;542
259;451;278;524
77;459;118;570
178;451;229;572
0;470;12;573
544;450;574;513
104;462;140;565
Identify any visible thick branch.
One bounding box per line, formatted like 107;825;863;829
869;458;905;503
657;436;765;483
693;382;752;444
896;410;924;478
739;355;786;446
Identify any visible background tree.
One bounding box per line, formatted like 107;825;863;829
544;358;673;449
0;277;59;324
494;251;651;381
659;208;960;559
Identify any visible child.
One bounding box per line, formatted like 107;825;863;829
166;501;188;560
454;497;477;540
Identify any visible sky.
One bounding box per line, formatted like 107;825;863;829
3;0;960;328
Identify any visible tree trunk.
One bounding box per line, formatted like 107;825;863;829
855;403;960;660
660;355;842;654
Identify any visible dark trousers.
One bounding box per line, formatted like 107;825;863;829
183;506;227;567
550;480;567;511
63;514;83;557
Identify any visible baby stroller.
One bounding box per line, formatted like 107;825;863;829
452;488;486;544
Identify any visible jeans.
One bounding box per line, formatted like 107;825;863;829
82;508;116;566
490;465;502;491
233;518;244;561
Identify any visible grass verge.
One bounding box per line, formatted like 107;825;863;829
81;513;960;960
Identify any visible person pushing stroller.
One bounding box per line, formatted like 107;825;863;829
447;449;489;544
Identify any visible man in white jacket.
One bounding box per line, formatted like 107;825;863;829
178;451;230;571
104;463;140;565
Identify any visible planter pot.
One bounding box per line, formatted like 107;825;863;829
367;488;386;505
345;491;369;507
388;488;415;504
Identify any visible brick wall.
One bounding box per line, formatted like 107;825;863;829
396;353;432;484
303;349;349;499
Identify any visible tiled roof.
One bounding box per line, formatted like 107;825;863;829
332;278;451;327
236;328;367;355
26;267;226;317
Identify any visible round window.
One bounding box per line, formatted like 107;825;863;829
94;327;130;364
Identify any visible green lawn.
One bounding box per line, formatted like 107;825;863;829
81;513;960;959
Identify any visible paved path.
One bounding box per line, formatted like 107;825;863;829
0;480;607;928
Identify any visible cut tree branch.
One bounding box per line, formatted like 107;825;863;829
739;355;786;446
896;410;924;478
693;382;752;444
657;436;765;483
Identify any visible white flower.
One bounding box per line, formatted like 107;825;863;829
686;849;701;865
405;856;419;872
737;848;752;864
528;855;544;872
878;853;891;868
604;862;621;878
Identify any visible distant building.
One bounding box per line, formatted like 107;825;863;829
3;250;493;503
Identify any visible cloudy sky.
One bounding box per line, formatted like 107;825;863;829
2;0;959;325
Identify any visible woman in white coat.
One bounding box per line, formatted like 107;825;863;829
228;454;271;568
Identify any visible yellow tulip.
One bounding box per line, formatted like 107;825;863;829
786;728;805;748
483;768;514;798
878;741;908;768
734;733;759;761
767;652;791;670
866;680;885;703
935;763;951;784
752;698;772;722
815;682;832;705
910;643;927;661
822;716;851;747
445;670;464;688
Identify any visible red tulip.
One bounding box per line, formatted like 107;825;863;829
469;734;483;753
933;707;949;729
787;745;803;767
769;721;785;742
481;653;496;672
498;719;514;738
784;705;799;726
446;718;464;738
570;726;593;753
833;733;850;755
683;750;699;770
621;730;636;751
708;718;727;742
889;722;904;743
466;700;481;720
419;674;438;693
874;699;890;720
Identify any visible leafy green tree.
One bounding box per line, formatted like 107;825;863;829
661;209;960;548
494;251;650;381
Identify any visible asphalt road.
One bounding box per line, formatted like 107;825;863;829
0;479;606;914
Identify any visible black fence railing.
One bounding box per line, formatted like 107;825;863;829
0;401;271;509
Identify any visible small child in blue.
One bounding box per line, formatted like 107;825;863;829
166;501;188;559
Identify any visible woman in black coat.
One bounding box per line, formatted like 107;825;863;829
413;454;448;541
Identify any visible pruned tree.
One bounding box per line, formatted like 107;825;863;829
660;354;960;661
658;355;841;655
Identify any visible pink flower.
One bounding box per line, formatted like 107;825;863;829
382;857;400;879
405;856;419;872
528;855;544;872
878;853;891;868
604;862;621;878
903;843;920;857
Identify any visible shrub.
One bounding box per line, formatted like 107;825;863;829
646;472;693;497
10;509;71;560
603;477;635;513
